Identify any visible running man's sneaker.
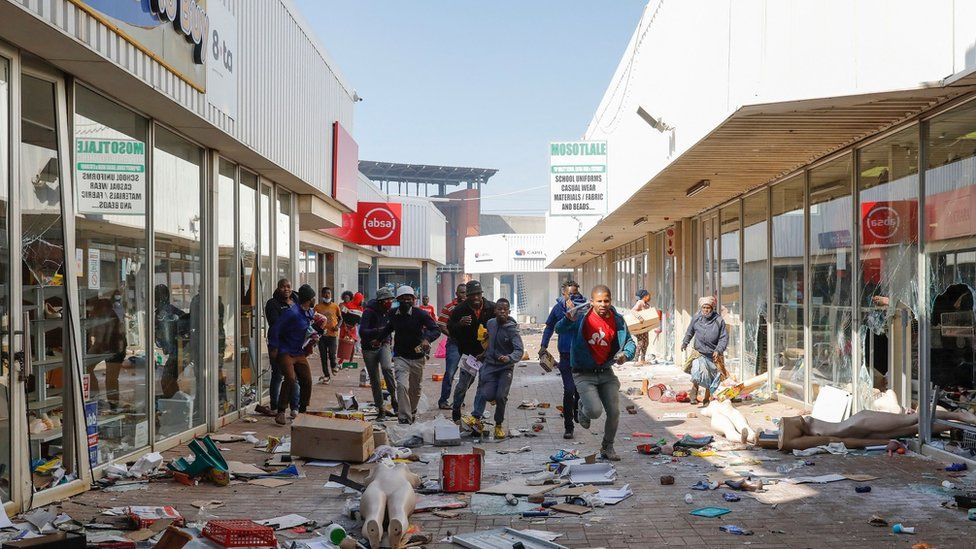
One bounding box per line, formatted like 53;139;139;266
461;415;483;434
494;424;506;440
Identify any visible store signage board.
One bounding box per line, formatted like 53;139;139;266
206;0;237;119
75;138;147;215
512;249;545;259
326;202;402;246
549;141;608;216
333;122;360;212
74;0;209;91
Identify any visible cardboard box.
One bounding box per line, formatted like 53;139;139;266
441;447;484;492
373;427;388;447
3;532;85;549
290;414;374;463
624;308;660;335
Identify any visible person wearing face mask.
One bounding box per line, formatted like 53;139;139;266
314;287;340;384
359;287;399;419
372;286;441;424
681;295;729;407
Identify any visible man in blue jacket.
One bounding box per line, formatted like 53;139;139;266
267;284;318;425
471;298;524;439
541;280;586;439
555;284;635;461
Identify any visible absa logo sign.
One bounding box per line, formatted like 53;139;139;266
362;206;398;242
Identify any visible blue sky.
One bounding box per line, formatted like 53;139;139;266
295;1;645;213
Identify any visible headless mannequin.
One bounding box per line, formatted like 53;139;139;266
361;460;420;549
701;399;757;444
778;408;976;451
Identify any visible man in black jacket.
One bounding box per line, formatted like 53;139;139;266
358;287;398;419
372;286;441;424
256;278;299;417
448;280;496;424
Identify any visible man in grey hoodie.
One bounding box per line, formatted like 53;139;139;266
470;298;524;439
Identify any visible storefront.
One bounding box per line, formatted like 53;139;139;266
0;0;356;510
557;83;976;454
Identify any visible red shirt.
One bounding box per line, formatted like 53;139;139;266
419;304;436;320
437;299;459;331
583;310;616;365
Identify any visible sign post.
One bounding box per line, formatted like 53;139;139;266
549;141;608;216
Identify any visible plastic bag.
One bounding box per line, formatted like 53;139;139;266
435;338;447;359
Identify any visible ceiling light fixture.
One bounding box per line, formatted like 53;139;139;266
602;235;614;243
633;216;648;226
686;179;710;198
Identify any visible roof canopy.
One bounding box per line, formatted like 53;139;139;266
359;161;498;186
550;81;976;268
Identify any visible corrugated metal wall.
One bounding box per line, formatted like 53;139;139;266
386;196;447;264
14;0;355;195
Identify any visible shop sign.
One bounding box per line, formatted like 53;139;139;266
75;138;147;215
549;140;608;216
817;230;852;250
326;202;402;246
512;249;545;259
206;0;237;119
474;252;494;263
925;185;976;242
666;227;675;256
75;0;209;90
861;200;917;247
333;122;359;211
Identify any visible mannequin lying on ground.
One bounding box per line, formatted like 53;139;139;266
701;399;758;444
778;408;976;451
361;460;420;549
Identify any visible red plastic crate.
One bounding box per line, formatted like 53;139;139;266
201;520;277;548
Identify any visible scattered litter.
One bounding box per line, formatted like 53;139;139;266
255;514;311;530
719;525;753;535
549;449;580;462
625;405;637;414
227;460;268;476
451;528;569;549
684;494;694;504
892;523;915;535
631;432;653;438
191;500;225;509
792;442;850;457
596;484;633;505
470;493;540;516
869;515;889;527
305;460;344;467
690;480;718;491
810;385;852;422
248;478;294;488
661;412;696;420
550;503;591;515
335;392;359;410
855;485;872;493
723;493;741;502
946;463;968;472
660;475;674;485
565;463;617;485
843;474;879;482
479;476;564;496
434;424;462;446
103;480;148;493
414;494;468;513
784;474;847;485
674;434;713;449
690;507;731;518
498;446;532;455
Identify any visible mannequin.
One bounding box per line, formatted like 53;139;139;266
361;460;420;549
701;399;757;444
779;408;976;451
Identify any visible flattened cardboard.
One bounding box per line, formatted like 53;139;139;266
290;414;373;463
550;503;591;515
478;477;566;496
249;478;294;488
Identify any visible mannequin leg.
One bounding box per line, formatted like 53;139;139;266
703;400;756;443
360;483;388;549
386;483;417;549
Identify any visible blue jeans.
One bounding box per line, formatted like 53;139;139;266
473;366;514;425
558;352;579;432
439;340;461;405
573;369;621;449
269;354;300;411
451;369;485;422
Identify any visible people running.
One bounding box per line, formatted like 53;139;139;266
681;295;729;407
470;298;523;439
314;287;340;384
256;279;300;417
418;295;436;321
373;286;441;424
267;284;318;425
449;280;496;426
359;287;399;420
541;279;586;439
436;283;467;409
632;289;652;365
555;284;635;461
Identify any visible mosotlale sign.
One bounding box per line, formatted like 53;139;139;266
327;202;402;246
549;140;608;216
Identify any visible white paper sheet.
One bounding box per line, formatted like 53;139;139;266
596;483;633;505
784;474;847;484
256;514;311;530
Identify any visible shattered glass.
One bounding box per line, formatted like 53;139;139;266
720;204;741;378
771;175;805;401
742;191;769;381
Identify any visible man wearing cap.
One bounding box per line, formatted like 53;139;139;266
371;286;441;424
448;280;496;428
267;284;318;425
359;287;399;419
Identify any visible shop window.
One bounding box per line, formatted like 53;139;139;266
771;175;805;401
21;74;74;488
720;203;741;378
742;191;769;380
259;184;272;399
152;126;205;439
0;57;11;499
924;102;976;417
809;155;854;401
217;159;237;416
276;189;292;282
74;86;150;464
239;171;259;407
857;127;919;411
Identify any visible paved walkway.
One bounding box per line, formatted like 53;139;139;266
61;327;975;548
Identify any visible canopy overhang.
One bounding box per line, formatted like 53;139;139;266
549;80;976;268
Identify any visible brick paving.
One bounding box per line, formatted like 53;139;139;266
60;326;975;548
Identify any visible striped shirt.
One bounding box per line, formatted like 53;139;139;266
437;299;459;332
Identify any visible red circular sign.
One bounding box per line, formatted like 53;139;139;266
361;206;398;241
865;204;900;241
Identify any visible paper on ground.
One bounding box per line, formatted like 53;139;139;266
256;514;311;530
784;474;847;484
792;442;849;457
566;463;617;485
596;483;633;505
306;460;343;467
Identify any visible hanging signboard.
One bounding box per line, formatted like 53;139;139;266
326;202;403;246
549;141;608;216
75;138;147;215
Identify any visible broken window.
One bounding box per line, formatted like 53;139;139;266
742;190;769;380
720;203;741;378
771;175;805;401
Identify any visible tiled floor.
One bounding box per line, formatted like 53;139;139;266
61;327;975;548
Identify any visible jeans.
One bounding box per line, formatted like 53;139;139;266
318;335;338;378
573;369;621;449
363;345;398;414
393;356;425;423
451;369;486;422
439;340;461;405
277;354;312;413
557;352;579;432
269;353;300;411
473;366;514;424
